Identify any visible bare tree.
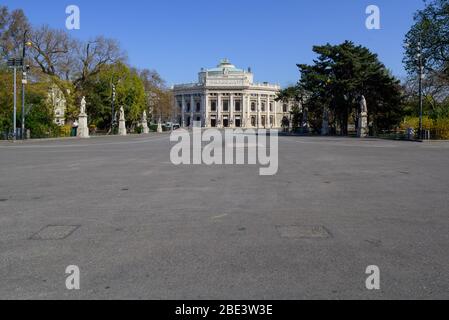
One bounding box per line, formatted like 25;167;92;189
0;7;30;58
29;25;76;78
74;36;126;89
404;71;449;111
139;69;173;122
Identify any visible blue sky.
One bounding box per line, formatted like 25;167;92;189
3;0;425;87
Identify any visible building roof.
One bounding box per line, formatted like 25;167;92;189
206;59;245;74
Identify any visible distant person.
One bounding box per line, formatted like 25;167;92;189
72;121;79;137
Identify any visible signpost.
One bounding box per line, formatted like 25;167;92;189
7;58;24;141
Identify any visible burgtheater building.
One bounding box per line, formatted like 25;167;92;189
173;59;291;129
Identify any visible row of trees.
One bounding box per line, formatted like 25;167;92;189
277;41;403;135
0;6;173;136
403;0;449;120
278;0;449;137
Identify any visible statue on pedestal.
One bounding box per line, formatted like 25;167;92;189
157;117;163;133
141;111;149;134
77;96;89;138
357;95;369;138
118;106;127;136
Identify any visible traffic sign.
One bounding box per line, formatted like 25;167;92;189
7;58;24;67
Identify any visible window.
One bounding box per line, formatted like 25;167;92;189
251;102;256;112
211;101;217;112
269;103;273;112
196;102;201;112
261;103;265;112
251;116;256;127
223;100;229;112
235;101;241;112
187;103;191;112
283;104;288;113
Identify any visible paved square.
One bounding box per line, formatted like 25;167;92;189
29;225;80;240
1;134;449;299
276;225;331;239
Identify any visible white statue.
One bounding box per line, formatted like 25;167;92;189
118;106;127;136
358;95;368;138
80;96;86;115
360;95;368;114
141;111;149;134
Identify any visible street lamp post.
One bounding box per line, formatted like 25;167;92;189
110;78;122;134
14;64;17;141
417;40;424;140
7;58;24;142
21;30;29;140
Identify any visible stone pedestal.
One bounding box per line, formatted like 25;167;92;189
142;123;149;134
119;119;127;136
157;121;163;133
358;112;368;138
77;113;89;138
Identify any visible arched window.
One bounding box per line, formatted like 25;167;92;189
251;116;256;127
196;102;201;112
251;102;256;112
187;103;191;112
261;103;266;112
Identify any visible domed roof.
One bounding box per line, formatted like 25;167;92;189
206;59;244;73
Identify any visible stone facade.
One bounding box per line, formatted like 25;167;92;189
173;59;292;129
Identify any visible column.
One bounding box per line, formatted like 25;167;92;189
267;96;271;128
230;94;234;128
190;94;195;127
181;94;186;127
217;93;222;128
246;94;250;128
242;94;246;127
273;100;279;129
204;92;209;128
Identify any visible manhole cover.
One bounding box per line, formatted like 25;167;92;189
276;225;331;239
30;225;80;240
